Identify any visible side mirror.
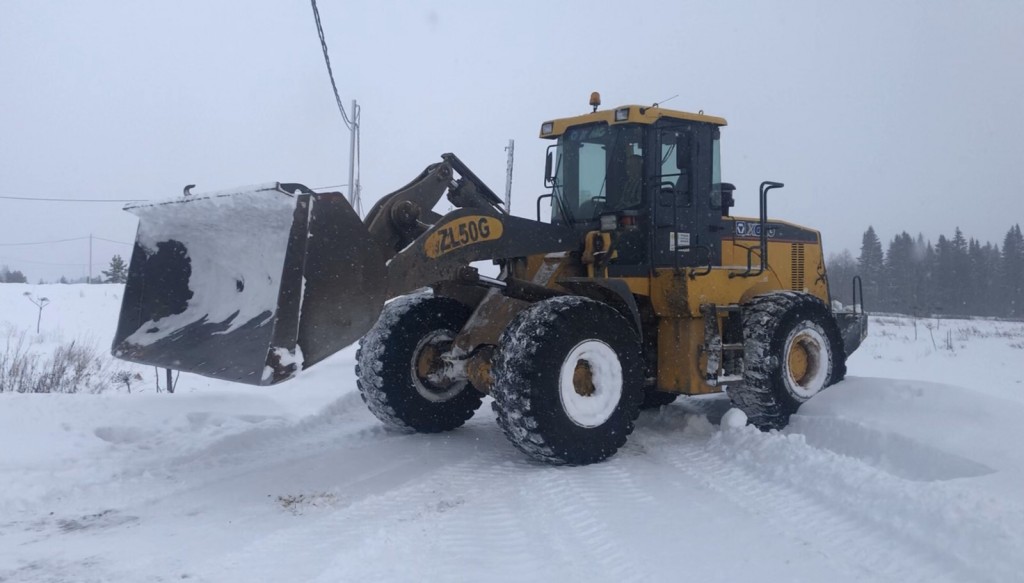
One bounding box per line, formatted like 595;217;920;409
544;150;554;187
675;135;688;170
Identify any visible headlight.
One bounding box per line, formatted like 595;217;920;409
600;214;618;231
541;121;554;135
615;107;630;122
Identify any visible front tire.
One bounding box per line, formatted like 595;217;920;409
728;292;845;430
491;296;644;465
356;292;484;433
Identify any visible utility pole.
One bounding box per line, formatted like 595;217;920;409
88;233;93;284
348;99;360;215
504;139;515;214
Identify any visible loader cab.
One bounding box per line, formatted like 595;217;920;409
542;105;728;275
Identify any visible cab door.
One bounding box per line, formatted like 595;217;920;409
650;121;722;269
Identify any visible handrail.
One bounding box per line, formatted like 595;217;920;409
758;181;784;272
682;244;714;279
730;244;761;279
672;183;680;274
729;181;783;278
536;193;552;222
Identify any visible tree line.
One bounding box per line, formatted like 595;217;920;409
827;224;1024;318
0;266;28;283
0;255;127;285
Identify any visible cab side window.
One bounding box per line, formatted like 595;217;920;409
658;128;692;208
606;127;644;211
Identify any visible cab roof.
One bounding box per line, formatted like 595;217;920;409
540;105;727;139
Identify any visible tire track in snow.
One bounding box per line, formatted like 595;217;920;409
382;453;558;582
511;458;665;582
19;385;1021;582
110;393;389;505
638;423;1007;583
185;415;659;582
411;449;661;582
4;430;483;583
190;435;523;582
292;419;656;582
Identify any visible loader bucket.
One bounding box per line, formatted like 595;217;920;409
112;184;387;385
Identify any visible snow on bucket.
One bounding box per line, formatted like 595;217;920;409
112;184;386;385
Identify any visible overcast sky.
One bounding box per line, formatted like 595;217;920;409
2;1;1022;282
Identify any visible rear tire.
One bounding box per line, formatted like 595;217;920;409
356;292;484;433
491;296;644;465
728;292;845;430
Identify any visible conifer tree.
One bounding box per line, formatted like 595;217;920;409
858;226;884;305
933;235;954;315
1003;224;1024;317
102;255;128;284
949;228;971;314
883;232;915;313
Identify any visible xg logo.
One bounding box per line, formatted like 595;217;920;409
735;221;778;239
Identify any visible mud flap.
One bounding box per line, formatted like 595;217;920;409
835;311;868;356
112;184;386;385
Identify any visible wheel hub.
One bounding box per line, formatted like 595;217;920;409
573;360;596;396
410;330;466;403
558;340;623;428
416;343;442;381
787;339;810;383
783;327;829;400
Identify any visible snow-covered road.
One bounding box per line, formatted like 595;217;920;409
2;285;1023;582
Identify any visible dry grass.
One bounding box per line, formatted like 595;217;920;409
0;326;118;393
868;315;1024;354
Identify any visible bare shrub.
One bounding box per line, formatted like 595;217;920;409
38;340;110;393
955;326;982;342
0;328;40;392
0;327;116;393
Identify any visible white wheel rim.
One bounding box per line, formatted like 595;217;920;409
410;330;466;402
782;324;830;401
558;340;623;428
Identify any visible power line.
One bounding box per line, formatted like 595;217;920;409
0;195;144;202
0;236;132;247
92;236;133;246
310;0;354;130
0;236;90;247
0;255;88;267
309;1;361;215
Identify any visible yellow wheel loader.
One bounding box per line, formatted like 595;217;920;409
112;95;867;465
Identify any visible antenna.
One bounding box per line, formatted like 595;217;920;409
640;94;679;115
650;94;679;108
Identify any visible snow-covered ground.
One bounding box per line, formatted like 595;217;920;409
2;284;1024;582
